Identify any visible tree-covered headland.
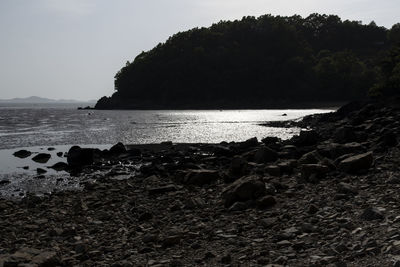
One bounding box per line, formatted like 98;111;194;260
95;14;400;109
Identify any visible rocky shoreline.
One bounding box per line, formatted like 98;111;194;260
1;97;400;266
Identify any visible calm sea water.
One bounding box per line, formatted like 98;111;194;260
0;103;334;150
0;103;334;198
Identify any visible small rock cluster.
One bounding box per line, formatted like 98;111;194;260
1;97;400;266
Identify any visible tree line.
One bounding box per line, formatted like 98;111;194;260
96;14;400;109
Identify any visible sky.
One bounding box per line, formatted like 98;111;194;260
0;0;399;101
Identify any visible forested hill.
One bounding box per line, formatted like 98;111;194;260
95;14;400;109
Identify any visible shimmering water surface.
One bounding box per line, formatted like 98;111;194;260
0;103;334;198
0;103;334;149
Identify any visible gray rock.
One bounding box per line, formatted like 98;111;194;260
222;175;266;207
13;149;32;158
49;162;69;172
228;156;249;179
32;153;51;163
265;165;281;176
338;152;373;174
67;146;94;168
337;182;358;195
109;142;127;155
292;130;320;146
36;168;47;174
298;150;323;165
360;207;384;221
301;164;330;180
239;137;258;149
184;169;221;185
254;146;278;163
257;196;277;209
147;185;177;195
307;204;319;214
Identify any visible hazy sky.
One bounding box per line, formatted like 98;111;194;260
0;0;399;101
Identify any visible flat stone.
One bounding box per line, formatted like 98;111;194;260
338;152;373;174
360;207;384;221
13;149;32;158
32;153;51;163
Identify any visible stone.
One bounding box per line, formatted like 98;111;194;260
334;126;357;143
228;156;249;179
212;145;233;157
260;218;278;228
318;142;365;159
338;152;373;174
360;207;384;221
67;146;94;168
109;142;127;155
184;169;220;185
257;196;277;209
32;153;51;163
239;137;258;149
228;201;249;211
298;150;323;165
301;164;330;180
36;168;47;174
147;185;177;195
49;162;69;172
337;182;358;195
265;165;281;176
277;160;297;174
379;130;397;147
162;235;181;247
138;212;153;221
307;204;319;214
262;136;280;146
220;254;232;264
13;149;32;158
254;146;278;163
292;130;320;146
222;175;266;207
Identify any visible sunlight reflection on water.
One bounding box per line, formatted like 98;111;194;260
0;104;334;149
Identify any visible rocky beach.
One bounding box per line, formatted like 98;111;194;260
1;97;400;266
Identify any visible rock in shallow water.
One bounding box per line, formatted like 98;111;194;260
67;146;94;168
50;162;69;172
13;149;32;158
31;153;51;163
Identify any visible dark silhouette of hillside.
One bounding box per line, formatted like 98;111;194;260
96;14;400;109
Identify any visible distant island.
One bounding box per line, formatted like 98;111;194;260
96;13;400;109
0;96;96;104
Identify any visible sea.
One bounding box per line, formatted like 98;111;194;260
0;103;334;198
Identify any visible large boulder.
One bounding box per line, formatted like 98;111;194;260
184;169;221;185
222;175;266;207
67;146;95;168
338;152;373;174
333;126;358;144
109;142;127;155
318;142;366;159
253;146;278;163
228;156;249;180
238;137;259;150
291;130;320;147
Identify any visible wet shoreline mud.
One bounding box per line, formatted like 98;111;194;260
1;97;400;266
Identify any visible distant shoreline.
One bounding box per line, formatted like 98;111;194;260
93;101;346;111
